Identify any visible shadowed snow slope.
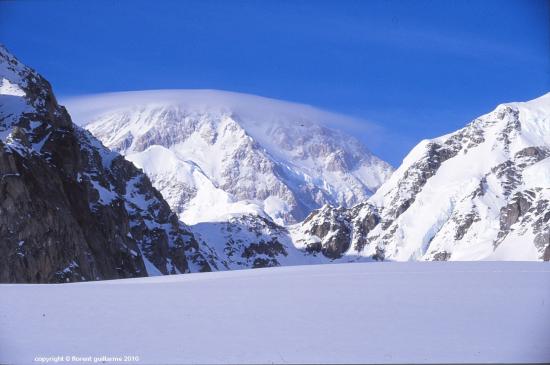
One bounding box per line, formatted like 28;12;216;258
65;90;393;225
1;262;549;364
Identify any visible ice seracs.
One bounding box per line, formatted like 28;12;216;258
67;90;393;226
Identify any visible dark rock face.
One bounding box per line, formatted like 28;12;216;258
432;251;452;261
496;106;521;151
351;203;381;252
531;198;550;260
0;45;210;283
453;212;479;241
299;203;377;259
499;192;534;235
301;206;353;259
192;214;291;269
242;238;287;268
298;202;384;260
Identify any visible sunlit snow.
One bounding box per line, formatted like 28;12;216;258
1;262;549;364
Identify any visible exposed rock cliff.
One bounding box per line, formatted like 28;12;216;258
0;45;211;283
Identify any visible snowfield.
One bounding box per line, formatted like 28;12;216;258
1;262;549;364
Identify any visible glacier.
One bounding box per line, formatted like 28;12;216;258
1;262;549;364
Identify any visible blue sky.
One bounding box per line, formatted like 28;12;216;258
1;0;548;165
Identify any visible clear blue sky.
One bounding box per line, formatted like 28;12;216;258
1;0;548;165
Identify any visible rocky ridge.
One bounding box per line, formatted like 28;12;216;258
294;97;550;261
0;45;211;283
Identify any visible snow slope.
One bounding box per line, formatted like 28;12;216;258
125;145;266;225
296;92;550;261
1;262;549;364
65;90;393;225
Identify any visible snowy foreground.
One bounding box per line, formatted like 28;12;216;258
1;262;549;364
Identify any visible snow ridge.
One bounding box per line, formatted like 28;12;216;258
295;93;550;261
67;90;393;226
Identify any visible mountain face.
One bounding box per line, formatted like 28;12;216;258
294;94;550;261
4;44;545;284
73;89;550;264
0;46;212;283
68;90;393;226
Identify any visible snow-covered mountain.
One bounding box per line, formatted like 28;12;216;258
4;41;547;285
295;93;550;261
0;45;212;283
71;89;550;263
67;90;393;226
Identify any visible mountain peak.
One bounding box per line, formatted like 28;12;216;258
295;92;550;261
1;46;213;282
63;89;368;133
71;90;393;225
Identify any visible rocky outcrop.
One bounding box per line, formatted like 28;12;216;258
191;214;294;270
300;205;353;259
0;45;211;283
